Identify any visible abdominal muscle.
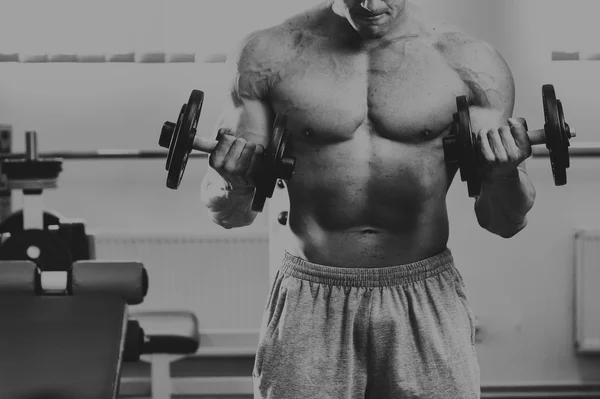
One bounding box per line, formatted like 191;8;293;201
283;127;453;268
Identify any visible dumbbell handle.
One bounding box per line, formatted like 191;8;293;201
191;136;218;153
526;127;577;146
515;117;576;146
159;122;219;154
528;129;549;145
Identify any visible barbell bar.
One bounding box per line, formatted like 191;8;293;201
0;149;208;160
532;142;600;157
1;143;597;162
0;129;215;161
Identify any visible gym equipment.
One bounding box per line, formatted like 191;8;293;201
0;245;197;399
71;261;148;305
0;260;147;302
0;214;92;267
0;210;60;231
0;124;11;223
0;131;93;267
0;148;207;160
532;142;600;157
0;295;130;398
0;128;212;225
1;128;62;182
0;126;207;163
160;89;206;190
159;89;296;212
0;229;73;271
132;311;200;399
443;84;576;197
0;130;201;398
124;320;145;362
0;260;148;399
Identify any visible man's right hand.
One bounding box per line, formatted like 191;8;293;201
208;129;264;192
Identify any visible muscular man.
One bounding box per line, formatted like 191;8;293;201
200;0;536;397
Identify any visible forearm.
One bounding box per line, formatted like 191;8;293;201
200;176;258;229
474;168;536;238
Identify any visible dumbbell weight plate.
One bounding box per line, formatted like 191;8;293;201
442;96;481;197
557;101;571;170
165;90;204;189
164;106;183;171
455;96;481;197
1;159;63;181
251;114;295;212
542;84;569;186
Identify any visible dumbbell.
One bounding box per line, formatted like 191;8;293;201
159;90;296;212
443;84;576;197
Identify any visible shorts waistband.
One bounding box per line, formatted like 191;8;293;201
280;249;454;288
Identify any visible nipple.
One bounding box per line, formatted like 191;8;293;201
422;129;432;138
303;128;314;138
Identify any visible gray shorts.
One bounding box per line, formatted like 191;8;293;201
252;249;480;399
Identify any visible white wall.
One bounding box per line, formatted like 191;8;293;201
1;0;600;387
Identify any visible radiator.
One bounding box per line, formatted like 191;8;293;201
574;228;600;354
91;229;270;333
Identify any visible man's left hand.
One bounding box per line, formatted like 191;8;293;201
476;118;532;182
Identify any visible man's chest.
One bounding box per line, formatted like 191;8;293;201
270;38;469;143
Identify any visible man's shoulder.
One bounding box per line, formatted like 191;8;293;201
229;27;293;71
406;2;514;106
430;26;510;79
428;26;514;107
231;26;285;65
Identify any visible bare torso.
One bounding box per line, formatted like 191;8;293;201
259;4;478;267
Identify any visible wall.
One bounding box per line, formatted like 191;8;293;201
1;0;600;388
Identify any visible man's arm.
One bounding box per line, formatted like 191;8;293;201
473;119;536;238
446;35;536;238
200;30;276;229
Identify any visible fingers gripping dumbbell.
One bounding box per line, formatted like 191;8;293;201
159;90;296;212
443;84;576;197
